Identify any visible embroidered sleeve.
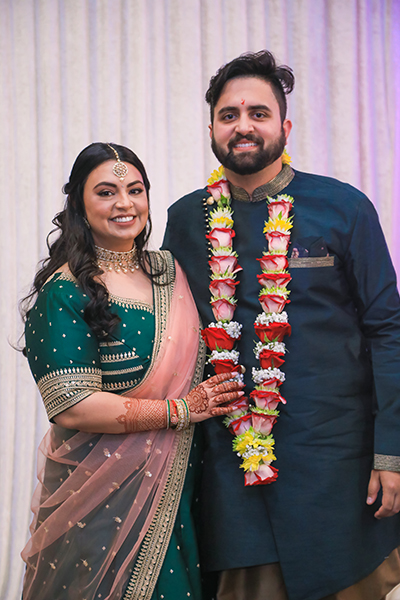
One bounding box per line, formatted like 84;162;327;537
374;454;400;472
25;274;102;421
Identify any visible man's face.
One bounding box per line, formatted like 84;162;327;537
209;77;291;176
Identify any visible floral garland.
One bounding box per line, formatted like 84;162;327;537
201;155;294;486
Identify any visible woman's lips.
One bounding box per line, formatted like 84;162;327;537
111;215;135;223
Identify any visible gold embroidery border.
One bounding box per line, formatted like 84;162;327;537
122;252;204;600
100;351;139;363
123;251;175;394
288;256;335;268
37;367;102;420
374;454;400;472
103;379;141;391
122;426;194;600
54;271;77;283
192;318;206;389
102;365;144;377
109;294;154;312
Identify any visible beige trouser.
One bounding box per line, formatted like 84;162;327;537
217;547;400;600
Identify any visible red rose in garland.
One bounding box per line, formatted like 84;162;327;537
209;254;242;276
211;297;237;322
257;272;292;288
259;293;290;314
257;255;289;272
254;314;292;342
209;278;239;298
206;228;235;249
201;325;238;351
250;389;287;410
268;195;294;220
251;411;278;435
258;349;285;369
265;231;291;253
244;465;279;486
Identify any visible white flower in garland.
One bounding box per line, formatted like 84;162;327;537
209;207;234;229
254;341;286;359
255;311;289;325
212;247;238;257
208;349;240;364
252;367;286;385
208;321;242;338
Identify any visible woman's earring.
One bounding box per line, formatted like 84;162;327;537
83;216;91;230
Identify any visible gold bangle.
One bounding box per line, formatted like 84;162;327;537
174;399;190;431
181;398;191;426
175;399;185;431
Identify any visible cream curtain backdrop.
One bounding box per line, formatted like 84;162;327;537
1;0;400;597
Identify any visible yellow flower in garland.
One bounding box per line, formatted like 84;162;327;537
233;430;255;454
242;454;264;472
233;429;276;454
209;207;234;229
211;216;234;228
282;148;291;164
255;436;276;453
264;217;293;234
207;165;226;185
241;450;277;472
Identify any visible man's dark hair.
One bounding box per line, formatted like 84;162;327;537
205;50;295;123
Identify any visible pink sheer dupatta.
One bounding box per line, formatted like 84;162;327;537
21;256;205;600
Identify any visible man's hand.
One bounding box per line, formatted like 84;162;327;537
367;470;400;519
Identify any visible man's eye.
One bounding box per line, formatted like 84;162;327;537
254;112;266;119
222;113;236;121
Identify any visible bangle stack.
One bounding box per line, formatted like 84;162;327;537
166;399;190;430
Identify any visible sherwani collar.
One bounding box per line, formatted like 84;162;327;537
229;164;294;203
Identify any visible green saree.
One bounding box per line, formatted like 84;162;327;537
21;251;205;600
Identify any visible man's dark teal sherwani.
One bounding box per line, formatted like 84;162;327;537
162;166;400;600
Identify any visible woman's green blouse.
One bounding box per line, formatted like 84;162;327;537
25;272;155;421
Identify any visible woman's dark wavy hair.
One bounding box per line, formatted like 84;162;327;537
205;50;295;124
21;142;161;339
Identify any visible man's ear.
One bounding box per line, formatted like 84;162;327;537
283;119;292;142
208;124;213;139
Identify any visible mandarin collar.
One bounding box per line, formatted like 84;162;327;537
229;164;295;203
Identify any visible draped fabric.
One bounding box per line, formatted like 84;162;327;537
0;1;399;598
21;259;204;600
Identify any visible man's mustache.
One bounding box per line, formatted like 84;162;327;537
228;134;262;149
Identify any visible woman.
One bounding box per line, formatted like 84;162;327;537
21;142;243;600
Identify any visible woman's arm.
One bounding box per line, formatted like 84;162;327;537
54;372;244;433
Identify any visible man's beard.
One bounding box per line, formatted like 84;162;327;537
211;129;286;176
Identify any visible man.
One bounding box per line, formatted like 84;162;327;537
162;51;400;600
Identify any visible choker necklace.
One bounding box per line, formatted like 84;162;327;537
95;244;139;273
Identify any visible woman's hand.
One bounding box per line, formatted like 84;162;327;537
184;372;245;423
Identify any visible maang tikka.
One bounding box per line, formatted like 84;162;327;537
107;144;129;181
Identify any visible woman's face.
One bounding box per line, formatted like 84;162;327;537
83;160;149;251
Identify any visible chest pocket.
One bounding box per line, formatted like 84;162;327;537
289;256;335;268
